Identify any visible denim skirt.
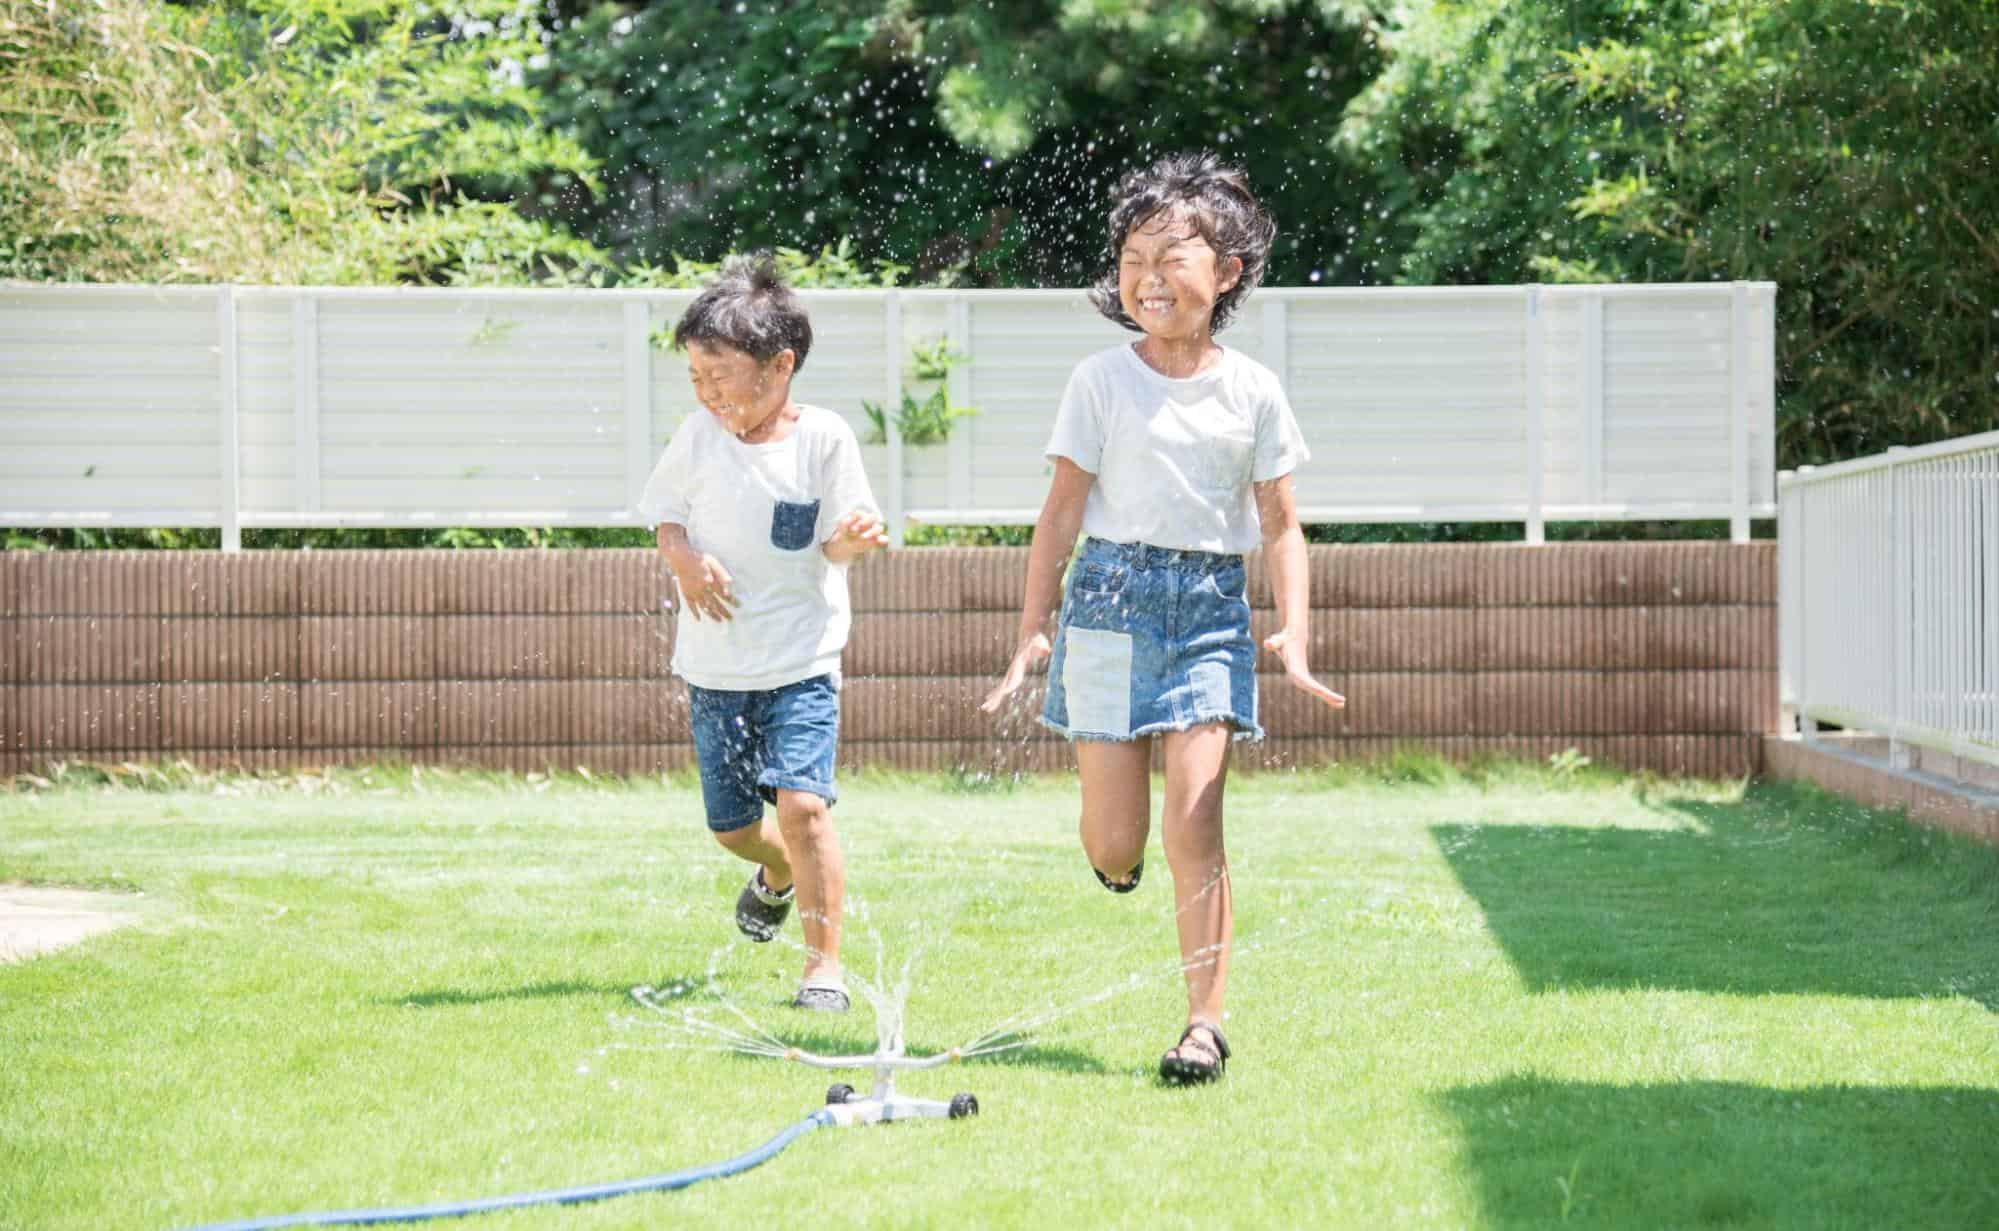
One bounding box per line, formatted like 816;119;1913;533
1040;536;1262;742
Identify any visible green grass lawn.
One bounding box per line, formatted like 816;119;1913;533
3;759;1996;1230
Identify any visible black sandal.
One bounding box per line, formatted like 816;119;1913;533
1092;858;1143;894
1159;1021;1230;1084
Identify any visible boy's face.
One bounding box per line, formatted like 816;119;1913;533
1117;207;1243;344
685;341;794;437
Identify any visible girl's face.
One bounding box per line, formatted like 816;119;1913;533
1117;208;1243;344
685;341;793;438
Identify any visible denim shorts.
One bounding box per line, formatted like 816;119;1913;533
687;673;840;831
1041;536;1262;743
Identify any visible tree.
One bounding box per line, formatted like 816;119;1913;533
1336;0;1999;463
0;0;606;284
535;0;1383;288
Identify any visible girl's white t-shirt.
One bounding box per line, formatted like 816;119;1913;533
1044;344;1309;553
637;404;878;691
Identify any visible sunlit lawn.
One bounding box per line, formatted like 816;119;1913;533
2;759;1996;1230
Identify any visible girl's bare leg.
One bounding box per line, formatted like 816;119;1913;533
1160;723;1233;1027
774;789;843;983
1076;739;1152;885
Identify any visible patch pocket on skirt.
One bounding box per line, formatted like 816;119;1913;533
1061;626;1134;738
770;499;822;551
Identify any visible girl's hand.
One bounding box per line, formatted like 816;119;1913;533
669;552;739;622
980;632;1052;713
1262;628;1345;709
824;510;890;562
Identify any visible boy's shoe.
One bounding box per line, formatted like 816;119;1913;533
792;977;851;1013
735;868;793;942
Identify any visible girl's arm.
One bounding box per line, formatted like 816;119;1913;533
1253;474;1345;709
980;458;1094;712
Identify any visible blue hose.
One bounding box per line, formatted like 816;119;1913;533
185;1108;836;1230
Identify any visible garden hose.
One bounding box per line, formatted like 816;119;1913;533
185;1108;835;1230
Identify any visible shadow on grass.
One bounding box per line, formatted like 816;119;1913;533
1441;1076;1999;1228
1434;781;1999;1010
770;1026;1110;1076
390;979;685;1008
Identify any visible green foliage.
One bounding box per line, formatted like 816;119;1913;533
1337;0;1999;464
861;335;976;445
534;0;1382;288
627;239;907;292
2;527;652;552
0;0;608;284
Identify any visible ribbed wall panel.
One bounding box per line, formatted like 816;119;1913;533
160;617;294;682
18;617;161;683
571;615;670;679
297;552;437;615
160;683;297;751
301;682;435;749
1;545;1776;777
299;616;434;681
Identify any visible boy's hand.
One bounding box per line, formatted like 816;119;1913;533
980;632;1052;712
823;510;889;563
669;551;739;622
1262;628;1345;709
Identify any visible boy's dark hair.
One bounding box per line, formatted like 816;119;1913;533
670;253;813;371
1089;152;1276;335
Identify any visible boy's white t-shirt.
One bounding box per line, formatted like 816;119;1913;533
1044;343;1309;553
637;404;879;692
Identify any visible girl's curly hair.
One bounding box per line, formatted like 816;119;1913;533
1088;152;1276;335
671;252;814;372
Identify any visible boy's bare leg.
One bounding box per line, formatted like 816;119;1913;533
711;818;794;892
1160;723;1233;1028
774;789;843;982
1076;739;1152;884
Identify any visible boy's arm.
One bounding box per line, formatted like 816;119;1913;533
817;422;887;564
821;511;888;564
657;522;738;622
1254;474;1344;709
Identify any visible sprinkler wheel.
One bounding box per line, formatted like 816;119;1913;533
948;1093;978;1119
825;1083;855;1106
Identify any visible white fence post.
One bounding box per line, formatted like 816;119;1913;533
293;293;320;514
1523;285;1546;544
1729;282;1751;542
1890;447;1911;768
947;295;973;507
1582;291;1605;506
884;290;906;545
623;300;653;514
218;285;241;551
1792;467;1817;738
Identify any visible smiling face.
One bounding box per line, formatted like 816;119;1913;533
684;340;794;438
1117;207;1244;346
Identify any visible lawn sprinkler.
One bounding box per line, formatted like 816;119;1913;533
780;1020;981;1126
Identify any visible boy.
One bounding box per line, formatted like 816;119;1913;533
639;255;888;1012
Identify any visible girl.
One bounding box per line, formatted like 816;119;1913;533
981;153;1345;1083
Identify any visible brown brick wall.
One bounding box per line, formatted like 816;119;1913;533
0;543;1776;778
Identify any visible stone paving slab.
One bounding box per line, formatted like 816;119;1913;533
0;885;144;963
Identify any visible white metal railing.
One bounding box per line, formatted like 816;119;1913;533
1780;431;1999;770
0;282;1777;547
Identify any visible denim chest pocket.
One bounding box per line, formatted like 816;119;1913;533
770;499;821;551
